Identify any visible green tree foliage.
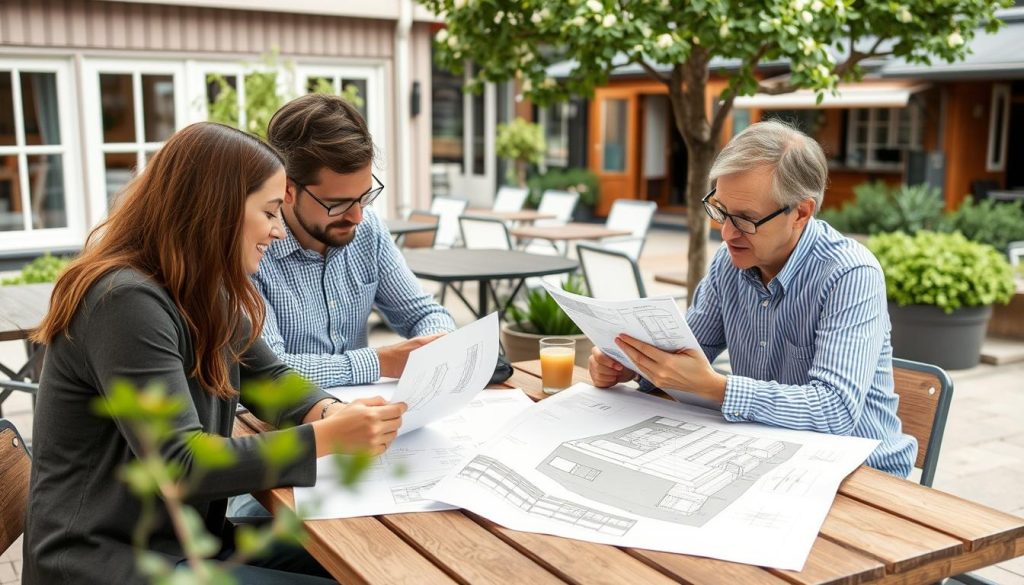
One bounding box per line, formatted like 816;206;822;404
867;230;1015;313
496;118;546;186
527;167;599;208
92;374;373;584
423;0;1009;299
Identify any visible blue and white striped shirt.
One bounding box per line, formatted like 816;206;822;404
655;218;916;477
253;208;455;387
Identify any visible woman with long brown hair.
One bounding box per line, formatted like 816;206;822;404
22;122;404;584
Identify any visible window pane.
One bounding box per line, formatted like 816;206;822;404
545;103;569;167
142;74;175;142
0;155;22;231
471;89;485;175
0;72;15;146
206;74;239;128
28;153;66;229
105;152;137;208
340;78;368;120
602;98;628;172
101;74;136;144
307;76;333;94
20;72;61;146
431;62;464;173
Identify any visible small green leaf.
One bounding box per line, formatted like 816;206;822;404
186;433;238;471
258;430;305;469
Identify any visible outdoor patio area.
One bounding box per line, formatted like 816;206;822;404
2;225;1021;584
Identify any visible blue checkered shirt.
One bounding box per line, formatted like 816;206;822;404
643;218;916;478
253;209;455;387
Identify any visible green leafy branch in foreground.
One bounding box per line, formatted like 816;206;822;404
92;374;376;585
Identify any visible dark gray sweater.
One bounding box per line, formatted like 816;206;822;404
23;269;332;584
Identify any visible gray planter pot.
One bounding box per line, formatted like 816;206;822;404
888;303;992;370
500;322;593;368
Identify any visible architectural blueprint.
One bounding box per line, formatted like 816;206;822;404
391;312;500;434
294;389;534;519
541;283;700;373
428;384;879;571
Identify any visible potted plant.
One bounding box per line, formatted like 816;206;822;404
495;118;545;188
502;275;593;367
1;253;72;285
867;230;1015;370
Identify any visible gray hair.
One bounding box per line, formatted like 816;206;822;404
709;120;827;213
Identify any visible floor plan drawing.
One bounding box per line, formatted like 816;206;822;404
403;362;449;411
536;416;800;526
629;306;688;344
457;455;637;536
391;478;443;504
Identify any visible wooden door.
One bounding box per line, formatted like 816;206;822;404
589;88;639;216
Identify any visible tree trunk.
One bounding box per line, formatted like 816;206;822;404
664;51;719;306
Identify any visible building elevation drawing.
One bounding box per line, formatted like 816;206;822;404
536;416;801;526
457;455;637;536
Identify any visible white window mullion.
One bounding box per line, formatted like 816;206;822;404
9;69;33;231
132;72;146;170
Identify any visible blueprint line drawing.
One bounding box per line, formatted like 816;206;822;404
536;416;800;527
760;468;819;496
458;455;637;536
629;307;687;343
404;363;449;411
451;345;478;393
391;478;443;504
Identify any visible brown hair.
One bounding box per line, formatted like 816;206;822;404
33;122;284;399
266;93;374;185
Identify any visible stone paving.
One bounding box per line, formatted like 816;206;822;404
2;226;1023;583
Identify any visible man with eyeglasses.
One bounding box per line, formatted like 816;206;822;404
589;120;916;479
254;93;455;391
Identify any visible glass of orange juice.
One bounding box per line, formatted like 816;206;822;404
539;337;576;394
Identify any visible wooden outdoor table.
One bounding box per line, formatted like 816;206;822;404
0;283;52;414
235;361;1024;585
510;223;632;242
385;218;438;245
464;209;557;222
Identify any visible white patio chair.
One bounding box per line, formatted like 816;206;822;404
429;196;469;248
492;186;529;213
534;189;578;227
459;215;514;250
1008;240;1024;268
577;241;647;300
599;199;658;260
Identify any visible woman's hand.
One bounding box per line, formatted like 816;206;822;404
314;396;407;457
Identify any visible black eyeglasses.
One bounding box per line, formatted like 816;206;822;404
702;188;789;235
293;174;384;217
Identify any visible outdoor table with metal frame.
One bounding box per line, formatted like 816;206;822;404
511;223;633;255
0;283;52;415
402;249;578;319
235;360;1024;585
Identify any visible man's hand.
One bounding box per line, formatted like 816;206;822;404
314;396;407;457
614;335;727;403
588;346;636;388
376;333;446;378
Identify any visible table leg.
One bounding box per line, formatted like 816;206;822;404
477;279;488;318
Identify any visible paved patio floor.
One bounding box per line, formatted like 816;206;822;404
2;227;1022;583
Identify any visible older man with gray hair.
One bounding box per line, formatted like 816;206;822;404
590;120;917;478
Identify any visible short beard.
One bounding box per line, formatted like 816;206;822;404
294;210;358;249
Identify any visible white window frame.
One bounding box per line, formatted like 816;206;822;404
539;102;571;172
987;83;1011;172
845;106;922;170
81;59;188;226
0;58;84;252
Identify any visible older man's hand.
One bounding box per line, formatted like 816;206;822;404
614;334;727;404
588;346;636;388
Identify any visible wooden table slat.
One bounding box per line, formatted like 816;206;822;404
770;536;887;585
628;548;792;585
381;511;565;585
820;494;964;573
872;536;1024;585
233;419;458;585
839;466;1024;550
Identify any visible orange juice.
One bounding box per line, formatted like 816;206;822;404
540;346;575;393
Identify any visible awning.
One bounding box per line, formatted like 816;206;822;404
733;81;930;110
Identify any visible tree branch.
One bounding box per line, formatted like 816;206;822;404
638;59;671;86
